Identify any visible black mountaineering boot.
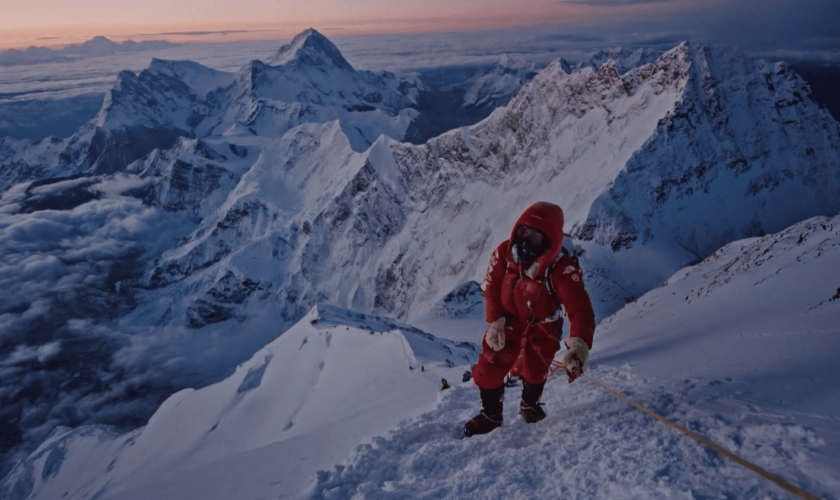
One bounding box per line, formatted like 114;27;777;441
464;385;504;437
519;379;547;423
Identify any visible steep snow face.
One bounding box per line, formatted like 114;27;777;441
574;44;840;309
377;42;840;317
597;213;840;407
594;44;840;256
0;306;477;500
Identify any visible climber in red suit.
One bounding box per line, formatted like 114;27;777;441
464;201;596;437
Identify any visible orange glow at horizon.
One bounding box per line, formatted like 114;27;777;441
0;0;612;51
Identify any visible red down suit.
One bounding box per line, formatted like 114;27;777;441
472;202;596;389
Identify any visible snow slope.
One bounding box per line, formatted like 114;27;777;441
5;213;839;500
0;305;478;500
306;215;840;500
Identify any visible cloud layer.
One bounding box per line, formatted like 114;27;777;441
0;174;191;474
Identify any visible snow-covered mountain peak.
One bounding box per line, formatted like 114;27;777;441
461;54;538;109
145;58;235;99
79;36;117;48
219;34;419;149
267;28;353;71
576;44;667;74
62;36;124;57
493;54;535;71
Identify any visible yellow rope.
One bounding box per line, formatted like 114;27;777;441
579;373;824;500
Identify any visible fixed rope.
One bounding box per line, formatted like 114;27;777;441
549;362;824;500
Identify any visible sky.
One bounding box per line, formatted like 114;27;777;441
1;0;839;61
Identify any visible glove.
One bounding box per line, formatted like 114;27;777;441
484;318;506;351
562;337;590;382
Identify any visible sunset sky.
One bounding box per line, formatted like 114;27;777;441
1;0;838;58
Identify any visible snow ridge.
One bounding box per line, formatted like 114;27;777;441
0;306;478;500
570;46;665;75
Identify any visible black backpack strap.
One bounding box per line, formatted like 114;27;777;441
548;233;581;308
543;260;563;321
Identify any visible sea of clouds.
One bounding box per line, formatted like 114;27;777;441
0;174;198;471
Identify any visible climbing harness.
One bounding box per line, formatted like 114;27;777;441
549;361;824;500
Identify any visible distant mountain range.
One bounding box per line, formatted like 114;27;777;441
0;36;178;66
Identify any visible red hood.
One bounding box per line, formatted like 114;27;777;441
508;201;565;277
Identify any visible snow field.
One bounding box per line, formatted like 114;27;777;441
310;364;831;500
307;215;840;500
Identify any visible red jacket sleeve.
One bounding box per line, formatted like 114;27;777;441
483;241;508;323
551;257;596;348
